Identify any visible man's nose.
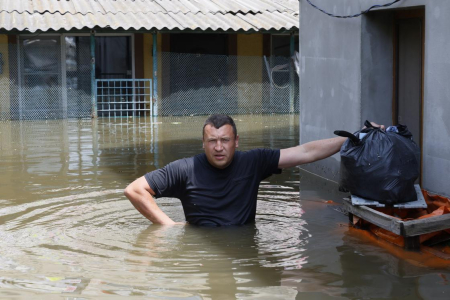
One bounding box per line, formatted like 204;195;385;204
215;141;223;151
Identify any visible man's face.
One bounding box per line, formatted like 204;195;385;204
203;124;239;169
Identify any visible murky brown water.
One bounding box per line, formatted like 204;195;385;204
0;115;449;299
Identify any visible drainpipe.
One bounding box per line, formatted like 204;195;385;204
289;31;295;113
152;32;158;116
90;30;97;118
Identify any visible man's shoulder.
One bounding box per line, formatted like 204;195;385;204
239;148;280;157
167;153;209;171
232;149;280;169
168;155;198;169
192;153;207;164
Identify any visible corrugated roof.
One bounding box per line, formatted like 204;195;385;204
0;0;299;33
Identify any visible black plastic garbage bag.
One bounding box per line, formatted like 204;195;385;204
335;121;421;205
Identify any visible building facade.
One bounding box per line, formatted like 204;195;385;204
0;0;299;120
299;0;450;197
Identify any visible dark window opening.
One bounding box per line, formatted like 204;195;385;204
271;35;299;57
95;36;132;79
169;33;228;55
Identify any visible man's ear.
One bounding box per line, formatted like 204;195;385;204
202;141;205;149
235;134;239;148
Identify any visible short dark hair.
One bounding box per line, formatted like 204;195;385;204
203;114;237;139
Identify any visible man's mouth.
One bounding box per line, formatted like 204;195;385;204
214;155;225;160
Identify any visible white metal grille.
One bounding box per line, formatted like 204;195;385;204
96;79;152;118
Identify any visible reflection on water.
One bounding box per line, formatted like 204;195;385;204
0;115;449;299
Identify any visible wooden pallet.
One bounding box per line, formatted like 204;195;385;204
350;185;427;208
343;197;450;251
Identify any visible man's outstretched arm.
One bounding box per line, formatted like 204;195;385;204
278;136;347;169
279;122;385;169
124;176;177;225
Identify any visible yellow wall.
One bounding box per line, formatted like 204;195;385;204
237;34;263;111
0;35;10;119
143;33;153;80
237;34;263;57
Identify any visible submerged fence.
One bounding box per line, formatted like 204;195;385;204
0;36;92;120
0;36;298;120
159;53;299;116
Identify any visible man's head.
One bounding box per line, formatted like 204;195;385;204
202;114;237;139
202;114;239;169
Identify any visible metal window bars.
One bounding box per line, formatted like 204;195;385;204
95;79;152;118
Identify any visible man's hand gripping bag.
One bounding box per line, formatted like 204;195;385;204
335;121;421;205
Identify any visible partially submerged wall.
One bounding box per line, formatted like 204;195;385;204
299;0;362;182
299;0;450;197
237;34;263;112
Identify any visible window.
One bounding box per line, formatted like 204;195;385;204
20;36;62;118
95;36;132;79
271;35;299;57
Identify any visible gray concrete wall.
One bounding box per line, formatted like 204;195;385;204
361;11;394;126
299;0;362;182
417;0;450;197
299;0;450;197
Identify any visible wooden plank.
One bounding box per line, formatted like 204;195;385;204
394;185;427;209
404;236;420;251
401;214;450;236
343;199;402;235
422;245;450;260
351;185;426;208
351;194;385;207
344;199;450;238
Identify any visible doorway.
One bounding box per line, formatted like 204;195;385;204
94;36;134;117
394;10;424;179
95;36;132;79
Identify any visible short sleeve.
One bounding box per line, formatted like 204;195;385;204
251;148;282;180
144;159;188;199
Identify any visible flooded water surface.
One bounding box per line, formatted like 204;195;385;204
0;115;449;299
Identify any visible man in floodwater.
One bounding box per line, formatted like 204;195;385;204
125;114;383;226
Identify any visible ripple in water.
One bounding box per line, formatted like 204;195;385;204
0;116;309;299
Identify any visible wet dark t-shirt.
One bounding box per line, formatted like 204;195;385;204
144;149;281;226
